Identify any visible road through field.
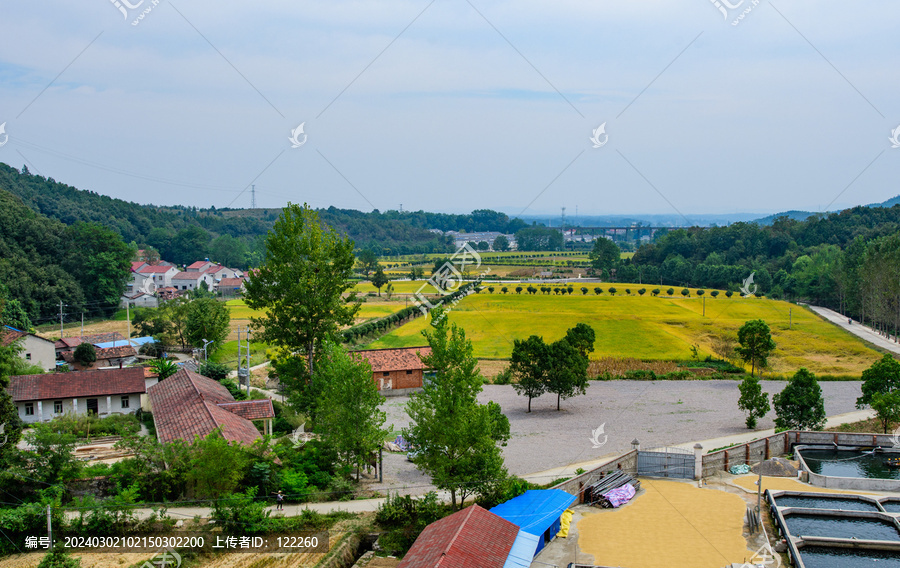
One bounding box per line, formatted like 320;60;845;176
809;304;900;355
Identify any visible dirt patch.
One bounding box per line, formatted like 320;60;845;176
477;359;508;380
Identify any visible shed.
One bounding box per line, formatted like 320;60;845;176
490;490;577;554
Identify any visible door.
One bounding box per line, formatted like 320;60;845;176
86;398;98;415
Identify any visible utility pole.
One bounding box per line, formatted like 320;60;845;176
59;301;64;338
81;312;84;337
245;327;252;396
47;505;52;546
126;302;131;340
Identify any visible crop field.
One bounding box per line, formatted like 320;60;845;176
226;298;401;323
367;288;883;375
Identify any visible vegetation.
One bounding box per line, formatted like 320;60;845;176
737;376;770;429
773;368;826;431
870;391;900;434
509;324;593;411
72;342;96;367
857;353;900;408
736;320;776;377
315;342;390;480
183;298;231;352
403;312;511;509
245;203;360;420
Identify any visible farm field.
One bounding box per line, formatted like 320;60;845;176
227;298;403;324
367;288;882;375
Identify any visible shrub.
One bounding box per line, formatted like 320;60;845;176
681;288;690;297
638;288;646;296
211;487;271;535
327;476;355;501
667;288;675;296
199;361;230;381
652;288;660;296
725;290;734;298
608;287;617;295
594;287;602;295
493;367;513;385
711;290;719;298
623;370;657;380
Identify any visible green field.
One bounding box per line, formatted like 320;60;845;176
367;288;882;375
227;298;405;322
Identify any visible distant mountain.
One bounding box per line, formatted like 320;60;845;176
753;193;900;225
869;194;900;209
518;212;764;228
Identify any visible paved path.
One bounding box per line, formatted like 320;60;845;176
808;304;900;355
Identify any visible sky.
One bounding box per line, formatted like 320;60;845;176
0;1;898;218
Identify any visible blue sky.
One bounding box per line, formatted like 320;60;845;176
0;1;898;217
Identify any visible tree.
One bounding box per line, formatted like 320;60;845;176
64;222;133;316
184;299;230;351
244;203;360;388
608;287;616;296
726;290;734;298
493;235;510;252
773;368;826;431
170;225;210;266
357;249;379;277
870;391;900;434
372;267;389;296
589;238;619;273
638;288;646;296
545;338;589;411
736;319;776;377
738;376;770;429
408;266;425;280
477;241;490;251
209;234;249;269
681;288;690;297
510;335;549;412
131;307;171;338
515;227;563;251
857;354;900;408
711;290;719;298
515;286;523;294
403;313;510;509
73;342;96;368
564;323;596;358
22;423;82;484
667;288;675;296
149;359;178;380
0;309;24;463
316;342;390;480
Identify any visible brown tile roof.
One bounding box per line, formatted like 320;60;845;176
217;400;275;420
397;505;518;568
172;271;202;280
97;345;137;359
84;332;126;344
138;265;176;274
1;328;27;347
217;277;245;288
353;347;431;373
148;369;263;445
55;337;84;349
8;368;147;402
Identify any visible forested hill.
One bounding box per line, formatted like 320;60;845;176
0;164;458;265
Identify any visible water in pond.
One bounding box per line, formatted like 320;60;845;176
774;495;879;512
799;546;900;568
883;499;900;513
798;448;900;480
784;513;900;541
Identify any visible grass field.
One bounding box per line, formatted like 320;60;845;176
227;298;406;323
367;288;883;375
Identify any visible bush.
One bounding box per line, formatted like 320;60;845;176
211;487;271;535
623;370;657;380
49;413;140;439
327;476;355;501
667;288;675;296
493;367;513;385
37;544;81;568
376;492;448;556
199;361;230;381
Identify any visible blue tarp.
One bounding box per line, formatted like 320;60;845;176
94;337;156;349
490;490;577;554
502;530;539;568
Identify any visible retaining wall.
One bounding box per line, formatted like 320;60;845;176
551;450;638;502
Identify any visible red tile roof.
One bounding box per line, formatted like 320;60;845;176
217;400;275;420
55;337;84;349
9;368;147;402
186;261;212;270
353;347;431;373
1;328;27;347
61;345;136;364
204;264;225;274
397;505;518;568
131;261;147;272
138;265;176;274
148;369;264;445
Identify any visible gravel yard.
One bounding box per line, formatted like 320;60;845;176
377;379;863;488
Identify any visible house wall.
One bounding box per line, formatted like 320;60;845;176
20;335;56;372
121;294;158;309
374;369;423;391
16;393;142;424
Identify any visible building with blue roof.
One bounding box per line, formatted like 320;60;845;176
490;489;577;555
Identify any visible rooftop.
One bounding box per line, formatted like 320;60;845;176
353;346;431;373
9;367;147;401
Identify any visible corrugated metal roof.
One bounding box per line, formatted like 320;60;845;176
489;490;577;537
502;531;540;568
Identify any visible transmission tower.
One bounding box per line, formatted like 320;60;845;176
251;184;256;209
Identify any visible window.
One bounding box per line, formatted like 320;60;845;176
382;371;389;377
54;401;63;414
24;403;34;416
406;370;413;375
121;396;130;409
25;353;31;360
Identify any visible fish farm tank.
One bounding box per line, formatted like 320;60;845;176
773;494;881;512
797;546;900;568
797;448;900;480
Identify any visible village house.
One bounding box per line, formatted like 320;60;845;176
147;369;275;444
353;346;431;396
61;344;138;370
215;277;247;297
126;268;157;296
1;326;57;372
171;270;215;292
8;367;154;424
54;332;126;359
120;291;159;309
137;264;180;288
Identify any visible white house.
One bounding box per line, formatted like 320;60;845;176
126;270;157;296
137;265;180;288
8;367;149;424
120;292;159;309
185;260;216;272
171;270;215;291
1;327;57;372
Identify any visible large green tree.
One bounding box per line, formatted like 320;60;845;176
372;266;389;296
857;354;900;408
738;376;770;429
589;237;620;274
403;312;510;509
870;391;900;434
510;335;549;412
0;305;24;464
736;319;776;377
492;235;510;252
209;234;249;269
244;203;360;404
357;249;379;277
63;222;133;316
316;342;390;480
545;338;589;411
184;298;231;352
773;368;826;431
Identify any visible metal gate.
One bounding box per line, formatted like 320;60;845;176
637;447;695;479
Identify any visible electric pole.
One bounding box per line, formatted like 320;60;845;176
59;301;64;338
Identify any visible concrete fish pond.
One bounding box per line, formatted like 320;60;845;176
767;490;900;568
794;444;900;492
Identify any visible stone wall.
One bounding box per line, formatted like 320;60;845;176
551;450;639;502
